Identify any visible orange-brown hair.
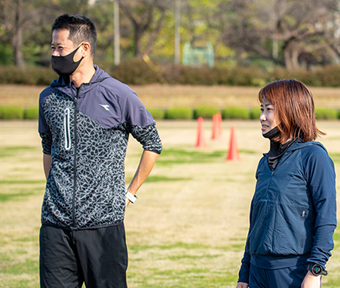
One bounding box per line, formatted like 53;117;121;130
258;79;324;143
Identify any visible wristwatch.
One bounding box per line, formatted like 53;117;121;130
307;263;328;276
125;189;138;204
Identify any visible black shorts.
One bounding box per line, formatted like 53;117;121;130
40;223;128;288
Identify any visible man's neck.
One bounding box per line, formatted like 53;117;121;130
70;64;96;88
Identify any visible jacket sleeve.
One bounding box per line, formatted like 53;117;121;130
238;251;251;283
128;122;162;154
304;146;337;268
38;89;52;155
40;131;52;155
121;89;162;154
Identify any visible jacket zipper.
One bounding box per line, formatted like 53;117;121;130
64;108;71;150
71;85;81;229
269;151;292;177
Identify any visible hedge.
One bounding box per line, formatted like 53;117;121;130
249;107;262;120
1;106;340;121
111;58;160;85
147;107;166;120
222;107;250;120
315;108;338;120
194;106;221;119
0;66;56;85
0;106;38;120
165;107;193;120
115;61;340;87
2;62;340;87
0;106;24;119
24;107;39;120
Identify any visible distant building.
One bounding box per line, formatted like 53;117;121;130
182;41;214;68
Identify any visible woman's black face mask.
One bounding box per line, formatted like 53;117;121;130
51;44;83;76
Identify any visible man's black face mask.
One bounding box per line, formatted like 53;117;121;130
51;44;83;76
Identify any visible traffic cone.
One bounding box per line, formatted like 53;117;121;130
196;117;206;148
226;125;240;161
211;114;219;140
217;113;223;137
212;113;223;140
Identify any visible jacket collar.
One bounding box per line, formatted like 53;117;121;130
50;65;110;98
263;138;327;170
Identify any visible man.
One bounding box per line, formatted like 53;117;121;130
38;14;162;288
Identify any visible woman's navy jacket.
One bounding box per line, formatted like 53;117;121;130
239;139;337;282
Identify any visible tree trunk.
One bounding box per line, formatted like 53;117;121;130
134;28;143;57
144;9;166;56
13;0;25;69
283;40;300;70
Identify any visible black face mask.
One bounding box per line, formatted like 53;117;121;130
51;44;83;76
263;126;280;139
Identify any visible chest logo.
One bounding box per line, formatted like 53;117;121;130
99;104;110;111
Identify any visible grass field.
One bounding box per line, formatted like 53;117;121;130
0;84;340;287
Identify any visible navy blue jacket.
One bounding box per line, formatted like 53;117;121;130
38;66;162;230
238;139;337;282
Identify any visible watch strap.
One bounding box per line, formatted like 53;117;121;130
126;189;138;204
307;263;328;276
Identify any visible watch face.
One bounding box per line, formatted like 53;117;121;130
312;265;322;275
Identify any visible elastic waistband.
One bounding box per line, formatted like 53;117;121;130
251;253;310;269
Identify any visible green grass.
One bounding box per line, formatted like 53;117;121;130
156;148;227;166
156;148;257;167
0;146;37;157
145;175;192;182
1;120;340;288
1;258;38;275
128;242;212;253
0;180;45;184
329;153;340;164
0;192;36;202
128;270;237;288
127;241;241;287
239;149;257;154
0;183;43;202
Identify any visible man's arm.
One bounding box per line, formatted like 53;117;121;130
43;153;52;180
126;150;159;206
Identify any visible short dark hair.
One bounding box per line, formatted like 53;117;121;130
259;79;324;142
52;14;97;57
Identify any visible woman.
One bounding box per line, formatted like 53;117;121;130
236;79;337;288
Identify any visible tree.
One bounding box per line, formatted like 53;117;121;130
219;0;340;69
0;0;26;68
119;0;172;57
1;0;339;70
0;0;92;68
273;0;339;69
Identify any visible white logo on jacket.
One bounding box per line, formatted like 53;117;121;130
99;104;110;111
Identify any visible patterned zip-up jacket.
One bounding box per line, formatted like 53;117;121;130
38;65;162;230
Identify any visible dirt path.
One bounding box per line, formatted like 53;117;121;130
1;84;340;109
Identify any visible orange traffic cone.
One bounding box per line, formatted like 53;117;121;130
226;125;240;161
216;113;223;138
211;114;219;140
212;113;223;140
217;113;223;137
196;117;206;148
